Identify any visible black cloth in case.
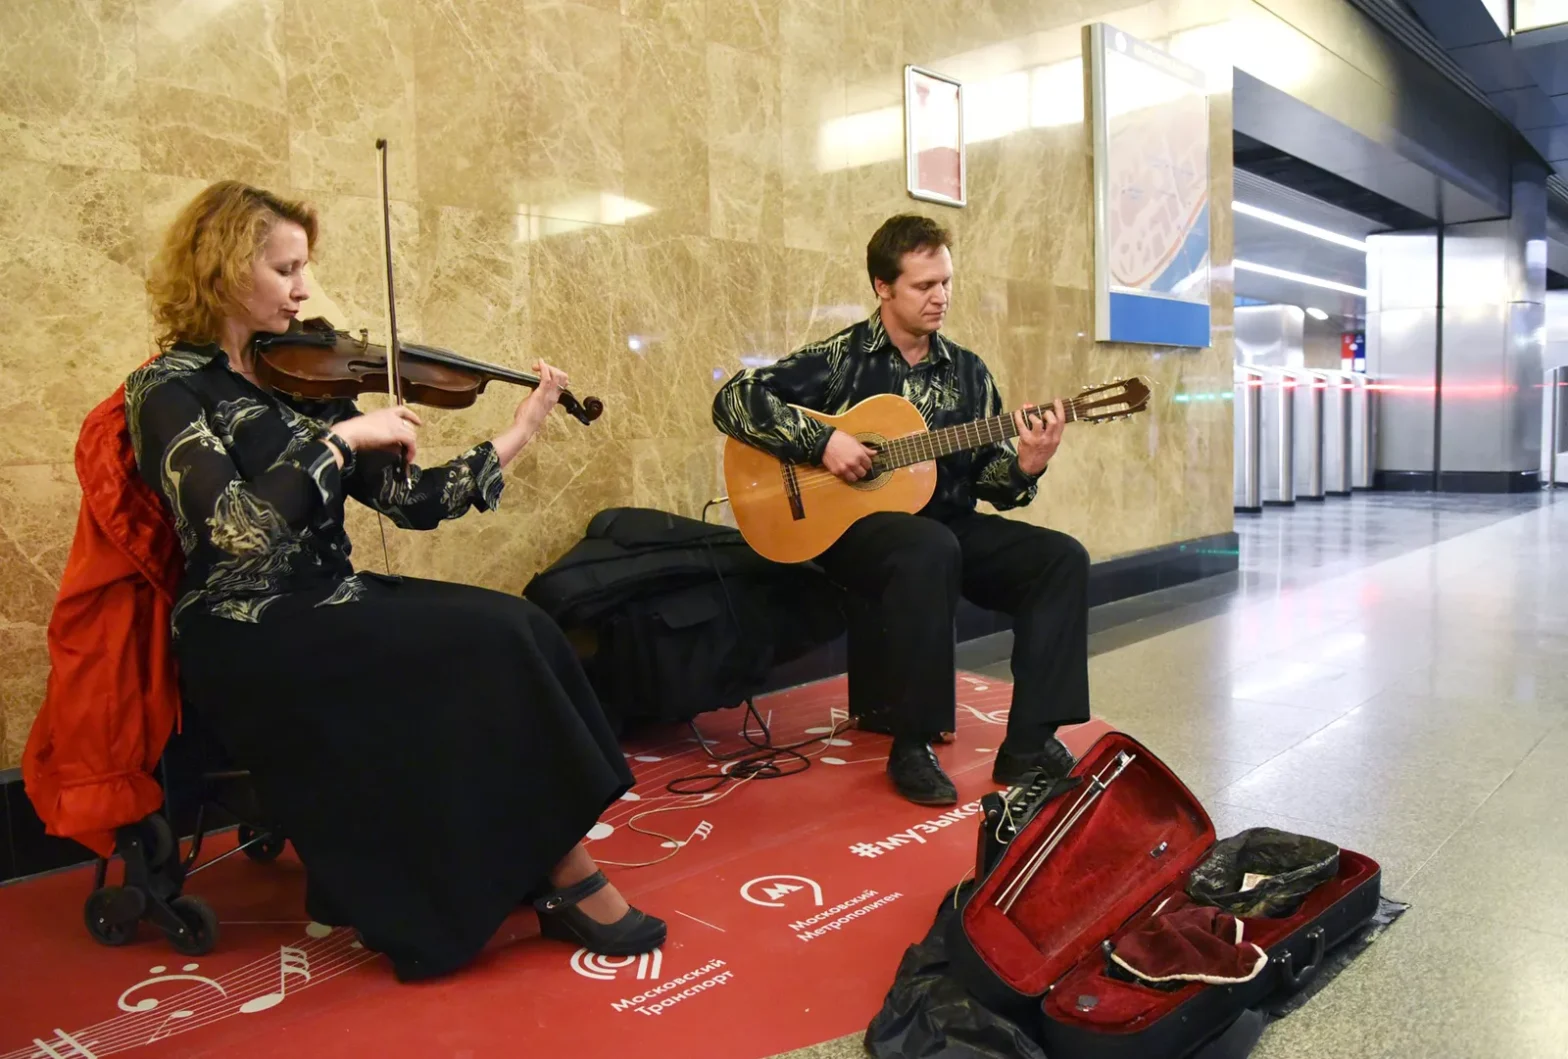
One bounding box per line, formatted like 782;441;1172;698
1185;827;1341;919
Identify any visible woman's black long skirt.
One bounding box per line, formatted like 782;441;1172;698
175;575;634;981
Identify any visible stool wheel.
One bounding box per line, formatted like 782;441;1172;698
85;886;143;947
237;825;286;862
145;813;176;870
165;895;219;956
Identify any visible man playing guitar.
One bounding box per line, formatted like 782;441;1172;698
712;214;1091;806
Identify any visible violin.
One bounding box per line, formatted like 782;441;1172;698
252;318;605;426
251;137;603;434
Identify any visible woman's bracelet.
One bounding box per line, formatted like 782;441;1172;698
324;431;356;475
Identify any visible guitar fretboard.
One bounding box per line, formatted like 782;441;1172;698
876;398;1087;470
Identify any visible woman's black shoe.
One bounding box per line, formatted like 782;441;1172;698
534;870;666;956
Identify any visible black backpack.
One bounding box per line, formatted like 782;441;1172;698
523;508;846;728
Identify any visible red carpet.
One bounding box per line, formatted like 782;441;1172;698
0;674;1110;1059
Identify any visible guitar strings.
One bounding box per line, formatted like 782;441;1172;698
776;397;1110;491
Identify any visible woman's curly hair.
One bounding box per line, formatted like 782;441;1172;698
146;180;318;349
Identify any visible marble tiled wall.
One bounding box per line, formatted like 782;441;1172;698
0;0;1239;768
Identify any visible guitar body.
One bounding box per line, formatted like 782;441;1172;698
721;375;1151;564
722;393;936;564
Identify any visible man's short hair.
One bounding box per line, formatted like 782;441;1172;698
866;214;952;290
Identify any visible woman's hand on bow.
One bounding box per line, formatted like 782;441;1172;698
333;406;421;465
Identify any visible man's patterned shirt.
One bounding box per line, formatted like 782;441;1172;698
712;310;1041;519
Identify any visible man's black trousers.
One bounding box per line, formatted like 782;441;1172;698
816;510;1091;749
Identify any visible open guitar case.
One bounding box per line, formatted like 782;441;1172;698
932;731;1384;1058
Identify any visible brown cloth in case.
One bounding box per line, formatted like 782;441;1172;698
1107;893;1268;986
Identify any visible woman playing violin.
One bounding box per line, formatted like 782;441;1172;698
128;179;663;981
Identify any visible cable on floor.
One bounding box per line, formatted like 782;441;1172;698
595;497;854;866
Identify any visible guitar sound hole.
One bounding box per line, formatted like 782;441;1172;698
849;432;891;492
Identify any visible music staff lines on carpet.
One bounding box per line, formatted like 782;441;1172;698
11;929;375;1059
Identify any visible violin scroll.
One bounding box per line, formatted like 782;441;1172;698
560;393;604;425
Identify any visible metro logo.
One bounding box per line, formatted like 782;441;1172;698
740;875;824;908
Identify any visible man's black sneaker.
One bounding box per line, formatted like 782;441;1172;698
992;736;1076;786
887;742;959;805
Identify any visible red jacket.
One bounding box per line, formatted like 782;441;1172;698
22;379;184;858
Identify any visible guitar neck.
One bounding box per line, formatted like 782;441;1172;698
877;399;1082;470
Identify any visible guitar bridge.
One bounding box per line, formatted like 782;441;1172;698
781;462;806;521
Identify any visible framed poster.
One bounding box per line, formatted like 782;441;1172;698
904;65;965;207
1088;23;1212;347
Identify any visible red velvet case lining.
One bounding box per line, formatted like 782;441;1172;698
960;733;1214;997
959;731;1380;1032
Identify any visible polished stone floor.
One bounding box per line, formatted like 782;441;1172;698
778;491;1568;1059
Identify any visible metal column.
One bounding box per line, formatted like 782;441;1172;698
1234;365;1262;513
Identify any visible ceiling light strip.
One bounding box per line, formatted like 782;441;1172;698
1234;259;1369;296
1233;201;1369;251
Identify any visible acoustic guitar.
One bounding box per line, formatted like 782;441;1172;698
722;378;1152;563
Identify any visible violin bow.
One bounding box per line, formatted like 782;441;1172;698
374;137;411;488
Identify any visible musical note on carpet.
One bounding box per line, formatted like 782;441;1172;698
28;1030;96;1059
238;947;312;1014
2;927;375;1059
959;703;1009;726
659;820;715;849
118;967;227;1014
146;1008;203;1044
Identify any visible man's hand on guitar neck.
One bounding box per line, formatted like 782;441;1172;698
1014;398;1066;477
822;429;878;482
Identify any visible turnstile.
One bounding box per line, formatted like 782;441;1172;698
1350;373;1375;490
1542;365;1568;487
1259;368;1295;505
1234;365;1262;513
1289;369;1324;501
1320;370;1353;496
